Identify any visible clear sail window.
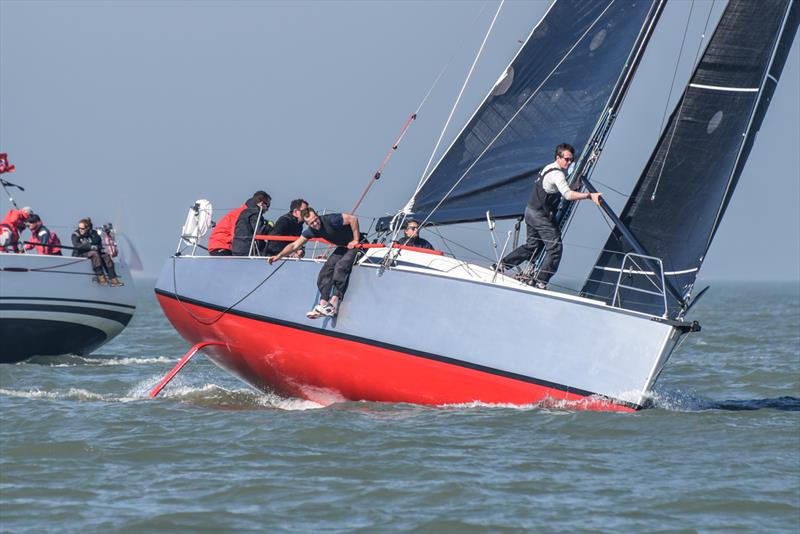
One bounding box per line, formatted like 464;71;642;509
707;110;724;134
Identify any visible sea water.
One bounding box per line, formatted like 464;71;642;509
1;280;798;532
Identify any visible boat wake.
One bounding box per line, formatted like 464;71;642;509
135;381;324;411
24;354;177;367
647;389;800;412
0;387;107;402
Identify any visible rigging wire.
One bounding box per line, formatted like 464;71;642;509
414;1;618;232
348;2;491;216
650;0;717;201
404;0;506;212
171;258;286;326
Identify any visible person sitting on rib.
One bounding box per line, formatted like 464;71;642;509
71;218;123;286
268;207;361;319
24;214;62;255
265;198;309;258
397;219;434;250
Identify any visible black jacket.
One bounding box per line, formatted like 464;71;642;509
266;212;304;255
231;198;272;256
398;235;434;250
71;228;103;257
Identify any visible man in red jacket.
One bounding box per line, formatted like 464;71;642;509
24;214;62;255
0;206;32;252
207;191;269;256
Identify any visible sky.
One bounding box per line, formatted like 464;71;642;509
1;0;798;282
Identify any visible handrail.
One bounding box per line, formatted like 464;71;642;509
612;253;668;317
253;235;444;256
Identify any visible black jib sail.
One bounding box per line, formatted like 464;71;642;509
399;0;659;227
581;0;799;319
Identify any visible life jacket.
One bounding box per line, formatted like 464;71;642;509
26;226;63;255
99;228;118;257
528;166;566;218
0;223;20;252
208;204;246;252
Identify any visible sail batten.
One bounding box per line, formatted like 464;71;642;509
581;0;800;319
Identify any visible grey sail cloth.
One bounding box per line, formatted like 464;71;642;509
377;0;657;231
581;0;800;318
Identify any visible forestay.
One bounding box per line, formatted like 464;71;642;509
397;0;657;227
581;0;799;319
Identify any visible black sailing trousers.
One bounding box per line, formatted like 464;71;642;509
80;250;118;278
499;207;562;283
317;246;359;301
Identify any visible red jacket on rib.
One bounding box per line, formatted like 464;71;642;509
207;204;246;252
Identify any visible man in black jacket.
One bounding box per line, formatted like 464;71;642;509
397;219;434;250
231;191;272;256
265;198;308;256
269;208;361;318
71;218;123;286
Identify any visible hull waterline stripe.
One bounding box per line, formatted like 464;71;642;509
0;296;137;310
155;288;642;410
0;303;134;324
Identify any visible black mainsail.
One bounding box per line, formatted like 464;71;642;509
397;0;660;227
581;0;799;318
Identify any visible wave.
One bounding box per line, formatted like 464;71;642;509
25;355;178;367
1;380;322;411
0;387;107;401
647;388;800;412
125;377;324;410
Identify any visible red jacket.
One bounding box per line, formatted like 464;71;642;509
0;209;29;251
25;225;62;255
207;204;246;252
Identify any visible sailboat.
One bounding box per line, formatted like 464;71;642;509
0;159;137;363
153;0;798;411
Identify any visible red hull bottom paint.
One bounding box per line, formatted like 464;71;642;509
156;294;635;412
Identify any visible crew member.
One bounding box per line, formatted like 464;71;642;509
269;208;361;318
24;214;62;255
207;190;269;256
265;198;309;256
71;218;123;286
231;191;272;256
497;143;602;289
397;219;434;250
0;206;32;252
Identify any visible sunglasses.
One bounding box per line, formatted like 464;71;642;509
406;226;419;230
560;154;574;162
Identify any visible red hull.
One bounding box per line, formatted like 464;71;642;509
156;293;635;412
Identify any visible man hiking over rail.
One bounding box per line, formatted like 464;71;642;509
268;207;361;319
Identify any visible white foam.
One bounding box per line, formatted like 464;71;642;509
129;377;324;410
0;387;107;401
44;355;177;367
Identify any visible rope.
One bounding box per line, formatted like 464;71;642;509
405;0;506;212
348;2;492;216
171;257;286;326
414;1;618;231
